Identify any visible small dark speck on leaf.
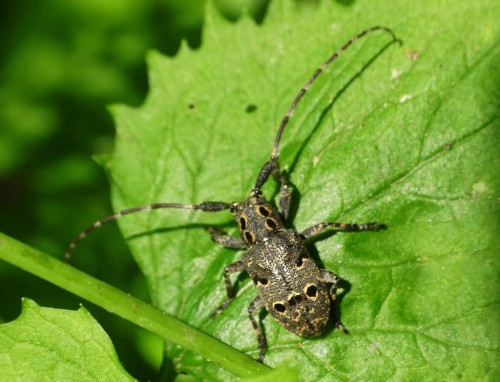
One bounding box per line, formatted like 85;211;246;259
246;104;257;113
188;103;195;109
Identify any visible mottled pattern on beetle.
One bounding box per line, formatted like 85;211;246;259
231;192;285;245
243;229;331;336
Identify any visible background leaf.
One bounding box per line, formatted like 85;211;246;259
109;0;500;380
0;299;135;382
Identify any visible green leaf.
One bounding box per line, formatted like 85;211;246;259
109;0;500;380
0;299;135;382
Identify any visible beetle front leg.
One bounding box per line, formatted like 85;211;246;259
269;159;292;220
210;260;245;317
274;168;291;221
206;227;246;248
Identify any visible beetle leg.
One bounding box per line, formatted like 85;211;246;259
321;269;349;333
206;227;246;248
320;269;340;301
273;167;291;221
248;295;267;362
263;159;292;220
301;221;384;239
210;260;245;317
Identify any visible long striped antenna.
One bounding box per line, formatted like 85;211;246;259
254;26;396;191
65;201;231;261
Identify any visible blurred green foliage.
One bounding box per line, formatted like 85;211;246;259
0;0;271;379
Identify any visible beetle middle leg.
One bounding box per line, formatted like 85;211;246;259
301;221;384;239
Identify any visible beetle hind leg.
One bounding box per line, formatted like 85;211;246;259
248;295;267;362
320;269;340;301
210;260;245;318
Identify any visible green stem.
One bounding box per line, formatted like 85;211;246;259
0;232;271;377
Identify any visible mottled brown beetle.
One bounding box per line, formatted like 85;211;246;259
67;26;396;362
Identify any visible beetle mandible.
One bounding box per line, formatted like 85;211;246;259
67;26;396;362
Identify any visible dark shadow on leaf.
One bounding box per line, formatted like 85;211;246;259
330;278;351;333
334;0;356;6
303;237;330;270
312;277;352;340
303;232;356;338
125;221;236;242
285;184;301;226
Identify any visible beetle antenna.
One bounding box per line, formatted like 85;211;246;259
254;26;396;192
271;26;396;159
65;201;231;261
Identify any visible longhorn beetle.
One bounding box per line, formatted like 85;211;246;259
67;26;396;362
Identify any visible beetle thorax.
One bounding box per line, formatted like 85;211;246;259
231;191;285;247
